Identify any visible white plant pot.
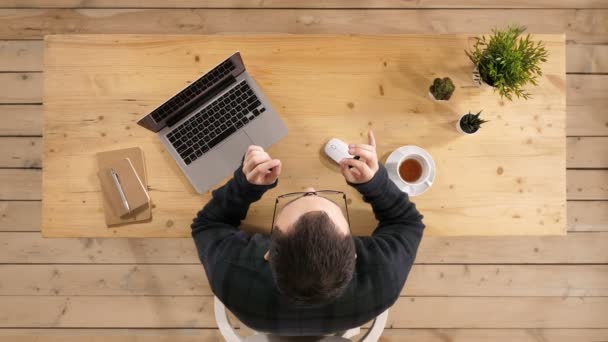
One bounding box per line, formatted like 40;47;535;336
456;114;479;135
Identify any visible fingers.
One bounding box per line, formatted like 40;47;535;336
348;146;376;165
340;158;373;180
255;159;280;173
347;164;362;178
344;129;379;178
247;145;263;155
244;145;265;168
245;146;264;161
348;143;374;152
243;145;282;185
340;159;366;183
339;161;356;182
244;150;270;174
267;159;282;179
249;159;281;180
368;129;376;147
340;157;369;171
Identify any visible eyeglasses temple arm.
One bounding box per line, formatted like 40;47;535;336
270;198;280;232
343;194;351;230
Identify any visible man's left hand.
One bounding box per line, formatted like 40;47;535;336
242;145;282;186
340;129;379;184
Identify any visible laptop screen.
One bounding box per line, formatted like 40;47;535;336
137;52;245;133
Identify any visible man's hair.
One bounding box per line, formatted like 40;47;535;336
269;210;356;305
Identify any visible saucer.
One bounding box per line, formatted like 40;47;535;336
385;145;436;197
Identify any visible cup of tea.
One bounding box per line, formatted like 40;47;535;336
386;145;435;196
397;154;433;187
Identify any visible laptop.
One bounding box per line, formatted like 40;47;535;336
137;52;288;194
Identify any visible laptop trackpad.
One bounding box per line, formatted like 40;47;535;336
220;131;255;170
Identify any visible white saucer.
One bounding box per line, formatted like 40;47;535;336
385;145;436;197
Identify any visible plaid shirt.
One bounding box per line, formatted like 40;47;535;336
191;164;425;336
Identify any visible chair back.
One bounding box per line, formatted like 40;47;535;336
214;296;388;342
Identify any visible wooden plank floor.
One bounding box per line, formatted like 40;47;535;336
0;1;606;341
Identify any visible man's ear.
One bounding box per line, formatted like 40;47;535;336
264;250;269;261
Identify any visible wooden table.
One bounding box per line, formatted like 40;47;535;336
42;34;566;237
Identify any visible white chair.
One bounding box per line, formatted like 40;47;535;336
214;296;389;342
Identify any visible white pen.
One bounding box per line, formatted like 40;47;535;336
110;168;130;213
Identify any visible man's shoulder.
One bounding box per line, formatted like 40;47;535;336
210;254;278;310
212;232;270;265
352;235;414;271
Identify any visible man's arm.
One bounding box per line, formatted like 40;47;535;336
340;130;425;299
191;166;276;269
350;164;424;257
191;146;281;279
340;130;424;257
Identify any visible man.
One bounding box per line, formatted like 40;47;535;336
191;130;425;336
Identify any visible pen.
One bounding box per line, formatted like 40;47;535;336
110;168;130;213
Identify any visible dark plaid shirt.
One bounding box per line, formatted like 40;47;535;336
191;164;425;335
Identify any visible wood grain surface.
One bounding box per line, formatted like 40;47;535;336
0;328;607;342
0;41;42;71
0;3;606;339
567;170;608;200
0;105;42;136
2;40;605;74
567;74;608;136
0;201;41;231
0;9;607;41
5;231;608;264
567;137;608;168
0;169;40;200
0;137;41;168
567;201;608;231
43;34;566;237
0;73;42;103
1;295;607;328
1;264;606;297
2;0;608;8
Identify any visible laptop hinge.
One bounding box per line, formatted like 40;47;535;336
166;75;237;128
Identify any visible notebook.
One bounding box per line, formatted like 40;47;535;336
96;147;151;226
98;158;150;217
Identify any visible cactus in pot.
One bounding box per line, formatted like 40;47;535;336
429;77;455;101
457;110;488;135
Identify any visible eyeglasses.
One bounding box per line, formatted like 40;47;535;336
270;190;351;232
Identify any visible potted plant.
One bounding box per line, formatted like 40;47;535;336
429;77;455;101
465;25;548;100
456;110;488;135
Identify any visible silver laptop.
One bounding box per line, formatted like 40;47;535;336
137;52;288;194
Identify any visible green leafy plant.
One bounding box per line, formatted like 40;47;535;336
429;77;455;100
459;110;488;134
466;25;548;100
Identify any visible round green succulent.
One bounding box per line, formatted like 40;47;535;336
429;77;455;100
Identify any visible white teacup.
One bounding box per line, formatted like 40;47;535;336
395;153;433;189
386;145;435;196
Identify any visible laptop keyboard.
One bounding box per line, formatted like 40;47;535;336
166;81;266;165
150;60;236;123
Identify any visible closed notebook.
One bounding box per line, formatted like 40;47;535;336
98;159;150;217
96;147;151;227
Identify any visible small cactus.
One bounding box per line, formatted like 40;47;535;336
459;110;488;134
429;77;455;101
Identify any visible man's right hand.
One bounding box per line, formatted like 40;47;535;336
340;129;379;184
243;145;282;186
